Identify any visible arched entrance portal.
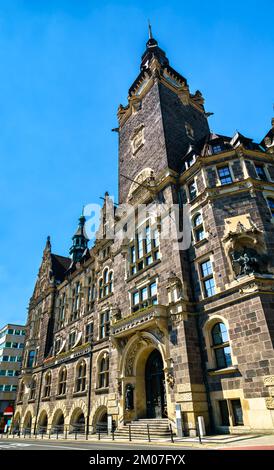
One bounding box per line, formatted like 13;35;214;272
145;349;166;418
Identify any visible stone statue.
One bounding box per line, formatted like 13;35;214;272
231;249;260;276
125;384;134;410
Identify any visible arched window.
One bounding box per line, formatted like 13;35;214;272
58;367;67;396
43;372;51;398
70;282;81;322
98;354;109;389
211;322;232;369
193;213;205;242
267;198;274;217
75;361;86;392
30;376;37;400
99;269;113;299
18;381;25;402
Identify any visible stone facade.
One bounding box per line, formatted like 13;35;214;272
13;32;274;437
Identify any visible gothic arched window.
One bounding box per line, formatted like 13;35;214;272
30;376;37;400
43;372;51;398
98;354;109;389
75;361;86;392
99;268;113;299
58;367;67;396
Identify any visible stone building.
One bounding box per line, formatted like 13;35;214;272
13;30;274;437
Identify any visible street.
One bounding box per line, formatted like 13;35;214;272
0;438;199;451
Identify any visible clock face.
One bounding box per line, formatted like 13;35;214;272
163;72;180;88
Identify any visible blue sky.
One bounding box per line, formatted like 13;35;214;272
0;0;273;325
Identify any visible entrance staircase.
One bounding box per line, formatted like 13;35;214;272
113;419;171;440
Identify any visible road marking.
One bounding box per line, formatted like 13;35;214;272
6;442;91;450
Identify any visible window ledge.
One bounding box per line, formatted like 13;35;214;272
73;391;87;397
193;238;208;248
28;399;36;403
126;259;161;283
41;396;51;402
55;394;67;400
95;387;109;395
208;365;239;376
98;293;113;304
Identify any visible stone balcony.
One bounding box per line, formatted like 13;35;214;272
110;304;168;338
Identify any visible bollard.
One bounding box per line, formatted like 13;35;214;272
65;427;68;440
196;420;202;444
147;424;151;442
169;424;174;443
129;424;132;442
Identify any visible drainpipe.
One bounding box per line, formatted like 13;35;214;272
33;367;44;434
86;348;93;439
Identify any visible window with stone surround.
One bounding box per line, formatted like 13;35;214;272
211;322;232;369
99;311;110;339
131;280;158;313
267;198;274;217
18;380;25;401
200;260;216;298
255;164;268;181
85;322;94;343
99;268;113;299
56;293;66;330
26;350;36;368
75;360;86;392
211;144;223;154
188;180;197;201
98;353;109;389
128;225;160;277
58;367;67;395
218;398;243;427
43;372;51;398
68;331;76;350
192;213;205;243
54;337;61;355
70;282;81;322
217;165;233;185
86;273;96;312
29;376;37;400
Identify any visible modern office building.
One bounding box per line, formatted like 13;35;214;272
0;324;26;431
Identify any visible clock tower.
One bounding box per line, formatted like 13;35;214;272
117;27;210;204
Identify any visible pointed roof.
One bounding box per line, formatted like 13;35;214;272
69;212;89;263
32;237;70;301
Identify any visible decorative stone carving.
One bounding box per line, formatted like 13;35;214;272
131;125;145;155
223;215;268;278
264;376;274;387
265;397;274;409
231;249;261;276
166;371;175;389
125;383;134;410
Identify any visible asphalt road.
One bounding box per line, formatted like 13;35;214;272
0;438;198;451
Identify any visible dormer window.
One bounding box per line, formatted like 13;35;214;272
255;164;268;182
212;144;223;154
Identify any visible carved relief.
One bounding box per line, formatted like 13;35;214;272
131;125;145;155
222;215;269;278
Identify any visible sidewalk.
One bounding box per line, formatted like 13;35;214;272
1;432;274;449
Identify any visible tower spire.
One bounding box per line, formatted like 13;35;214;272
148;20;153;40
69;212;89;262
